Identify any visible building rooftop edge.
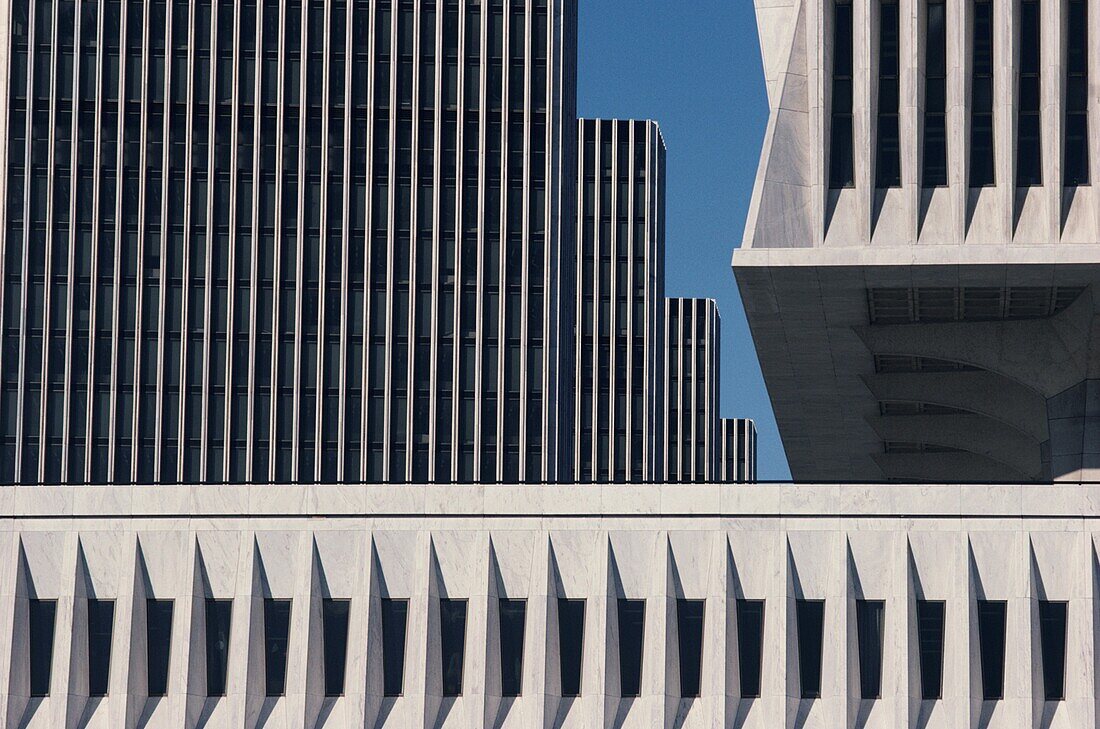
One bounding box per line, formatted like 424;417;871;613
4;483;1100;521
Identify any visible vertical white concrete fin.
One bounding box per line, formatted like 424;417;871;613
947;0;968;239
783;536;799;725
965;536;981;728
242;536;267;727
418;535;442;729
361;536;383;728
653;534;675;728
995;0;1015;238
724;538;742;725
123;538;150;729
480;535;501;727
598;534;619;726
5;539;30;727
62;538;91;728
1041;0;1062;240
844;539;859;728
181;537;209;726
538;534;560;729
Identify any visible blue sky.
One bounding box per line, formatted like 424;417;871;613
577;1;792;480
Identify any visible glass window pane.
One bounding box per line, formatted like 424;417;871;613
29;599;57;697
736;599;765;698
88;599;115;697
205;599;232;697
617;599;645;698
916;600;945;700
856;600;885;699
381;598;409;697
795;599;825;699
499;599;527;697
146;599;174;697
264;599;292;697
558;598;585;697
440;598;468;697
322;599;351;697
1039;601;1067;701
676;599;705;698
977;600;1007;700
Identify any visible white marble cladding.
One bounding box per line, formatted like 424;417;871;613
1;484;1100;728
743;0;1100;249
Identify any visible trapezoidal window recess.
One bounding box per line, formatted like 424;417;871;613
499;599;527;697
205;599;232;697
558;598;586;697
1038;601;1067;701
796;599;825;699
856;600;885;699
916;600;946;700
923;0;948;186
322;598;351;697
29;599;57;697
440;598;469;697
830;0;855;189
263;599;291;697
970;0;996;187
617;599;646;698
1016;0;1042;186
876;0;901;188
677;599;705;698
146;599;174;697
736;599;765;698
1065;0;1090;186
88;599;115;697
381;598;409;697
977;600;1007;700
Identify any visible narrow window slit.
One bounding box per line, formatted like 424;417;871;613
795;599;825;699
923;0;948;187
970;0;996;187
558;598;586;697
876;0;901;188
1065;0;1090;186
381;598;409;697
830;0;855;189
977;600;1007;700
617;599;646;698
1017;0;1042;187
856;600;885;699
1039;601;1067;701
263;599;292;697
736;599;765;698
916;600;945;700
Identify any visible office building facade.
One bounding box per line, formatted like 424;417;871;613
719;417;756;483
5;483;1099;729
573;118;665;483
0;0;578;485
663;297;720;483
735;0;1100;483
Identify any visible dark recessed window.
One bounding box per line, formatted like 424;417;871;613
146;599;174;697
856;600;885;699
923;0;948;186
558;598;585;697
795;600;825;699
264;599;292;697
970;0;995;187
916;600;945;700
617;599;646;698
736;599;765;698
1039;601;1067;701
499;599;527;697
977;600;1007;700
205;599;232;697
676;599;705;698
440;599;468;697
381;598;409;697
829;0;855;189
1065;0;1090;186
29;599;57;697
88;599;115;697
322;599;351;697
1017;0;1042;186
876;0;901;188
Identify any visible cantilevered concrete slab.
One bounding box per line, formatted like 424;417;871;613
735;0;1100;482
